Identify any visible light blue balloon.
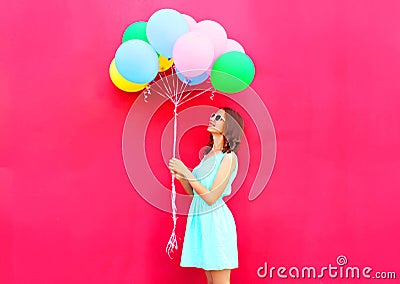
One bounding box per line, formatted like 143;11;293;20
115;39;158;84
146;9;189;58
176;67;209;86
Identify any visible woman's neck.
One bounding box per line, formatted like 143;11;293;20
212;133;224;150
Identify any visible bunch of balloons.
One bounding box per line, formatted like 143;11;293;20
109;8;255;94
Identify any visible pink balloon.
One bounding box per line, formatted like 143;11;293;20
192;20;227;60
224;38;245;53
173;32;214;78
182;14;196;31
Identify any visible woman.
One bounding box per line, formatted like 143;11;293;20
168;107;244;284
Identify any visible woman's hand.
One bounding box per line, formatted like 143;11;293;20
168;158;190;180
169;168;184;180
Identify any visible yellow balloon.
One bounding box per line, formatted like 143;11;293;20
109;59;147;92
159;56;174;72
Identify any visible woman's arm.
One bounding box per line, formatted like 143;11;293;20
182;153;237;206
176;175;194;196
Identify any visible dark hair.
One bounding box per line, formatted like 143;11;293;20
204;107;244;155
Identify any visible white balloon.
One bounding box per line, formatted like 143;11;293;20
224;38;245;53
192;20;228;60
182;14;197;31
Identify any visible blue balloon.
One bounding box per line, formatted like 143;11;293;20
176;67;209;86
115;39;158;84
146;9;189;58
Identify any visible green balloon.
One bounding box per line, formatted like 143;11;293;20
122;22;149;43
210;51;255;93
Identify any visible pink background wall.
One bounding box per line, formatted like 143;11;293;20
1;0;399;283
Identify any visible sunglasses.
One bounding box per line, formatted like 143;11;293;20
210;113;225;121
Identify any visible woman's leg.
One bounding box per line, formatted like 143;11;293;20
205;270;213;284
210;269;231;284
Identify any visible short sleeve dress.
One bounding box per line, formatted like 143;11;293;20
180;151;239;270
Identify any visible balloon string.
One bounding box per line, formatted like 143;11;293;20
166;103;179;259
159;70;173;98
210;88;216;101
172;104;178;158
166;174;178;259
177;87;213;107
176;79;189;105
144;85;150;102
152;86;173;101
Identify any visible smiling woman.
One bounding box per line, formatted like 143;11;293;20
168;107;244;284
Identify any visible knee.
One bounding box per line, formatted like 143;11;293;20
205;272;213;284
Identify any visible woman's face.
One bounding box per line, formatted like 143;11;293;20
207;109;226;134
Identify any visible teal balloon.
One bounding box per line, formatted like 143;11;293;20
115;39;158;84
210;51;255;93
122;22;149;43
146;9;189;58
